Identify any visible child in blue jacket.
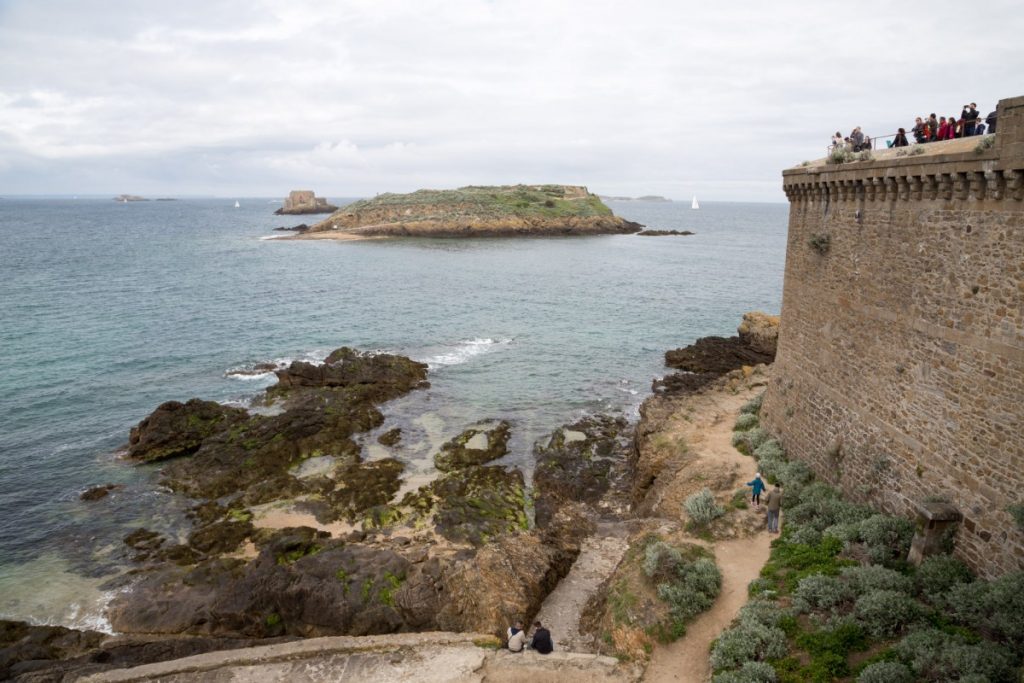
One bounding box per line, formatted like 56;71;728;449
747;473;765;507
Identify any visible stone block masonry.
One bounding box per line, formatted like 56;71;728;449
762;95;1024;578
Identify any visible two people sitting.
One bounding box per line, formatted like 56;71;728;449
506;620;553;654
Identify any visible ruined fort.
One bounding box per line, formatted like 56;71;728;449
761;95;1024;578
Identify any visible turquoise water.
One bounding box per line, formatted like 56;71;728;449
0;197;787;628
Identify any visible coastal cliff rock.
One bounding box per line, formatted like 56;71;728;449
127;399;247;463
301;185;643;238
273;190;338;215
654;312;778;395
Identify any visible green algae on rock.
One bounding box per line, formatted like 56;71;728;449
301;185;643;238
433;420;511;472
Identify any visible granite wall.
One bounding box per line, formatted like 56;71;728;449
762;95;1024;577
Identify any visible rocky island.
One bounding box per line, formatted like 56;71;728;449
274;190;339;215
287;185;642;239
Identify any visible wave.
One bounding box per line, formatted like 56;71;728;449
224;349;330;380
418;338;513;368
258;235;286;241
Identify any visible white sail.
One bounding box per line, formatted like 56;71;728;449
691;195;699;210
234;200;241;208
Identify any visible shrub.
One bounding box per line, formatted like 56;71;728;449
841;565;914;596
658;557;722;622
753;439;785;462
809;233;831;254
788;525;822;546
747;577;775;599
894;628;1017;682
827;147;852;165
853;589;920;637
914;555;972;600
778;460;813;490
974;135;996;154
643;540;684;580
858;514;915;566
822;522;861;544
685;488;725;526
710;620;788;671
786;484;872;531
738;599;791;628
712;661;778;683
857;661;914;683
733;427;769;454
734;413;759;431
730;488;749;510
793;574;854;615
795;619;868;679
945;571;1024;653
740;394;763;415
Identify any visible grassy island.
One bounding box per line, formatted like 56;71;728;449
297;184;642;239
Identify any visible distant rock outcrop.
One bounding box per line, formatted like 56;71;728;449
274;190;338;215
114;194;148;202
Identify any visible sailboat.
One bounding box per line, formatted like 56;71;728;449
691;195;700;210
234;200;241;208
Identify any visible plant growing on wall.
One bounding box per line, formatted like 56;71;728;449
827;147;853;165
1007;503;1024;531
809;233;831;255
974;135;996;154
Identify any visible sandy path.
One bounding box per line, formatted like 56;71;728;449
642;533;770;682
534;521;631;652
643;383;773;682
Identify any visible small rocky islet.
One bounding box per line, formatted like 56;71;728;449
0;315;779;680
288;184;644;239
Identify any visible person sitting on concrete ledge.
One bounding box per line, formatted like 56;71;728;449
530;621;554;654
507;620;528;652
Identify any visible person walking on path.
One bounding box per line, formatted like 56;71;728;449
765;484;783;533
507;620;527;652
530;621;554;654
746;473;766;507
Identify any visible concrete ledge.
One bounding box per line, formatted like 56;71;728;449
79;632;641;683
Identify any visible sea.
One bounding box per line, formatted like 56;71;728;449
0;196;787;631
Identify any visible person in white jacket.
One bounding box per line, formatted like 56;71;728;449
507;621;528;652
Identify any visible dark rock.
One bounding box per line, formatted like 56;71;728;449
0;620;104;681
187;519;254;555
272;347;428;395
651;371;719;395
636;229;695;236
533;415;630;527
325;459;404;523
123;528;166;562
126;399;247;463
377;427;402;446
272;224;309;232
433;421;511;471
664;335;774;375
80;484;123;501
402;465;527;546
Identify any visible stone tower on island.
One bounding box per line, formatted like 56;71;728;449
761;95;1024;578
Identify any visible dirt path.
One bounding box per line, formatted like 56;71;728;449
534;521;631;652
642;533;770;683
642;383;773;682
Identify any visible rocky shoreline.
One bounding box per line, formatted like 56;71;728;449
1;314;778;681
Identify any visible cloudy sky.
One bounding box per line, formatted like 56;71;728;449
1;1;1021;201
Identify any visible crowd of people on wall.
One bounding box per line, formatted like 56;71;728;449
830;102;997;152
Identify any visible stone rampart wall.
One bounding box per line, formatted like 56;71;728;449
762;95;1024;577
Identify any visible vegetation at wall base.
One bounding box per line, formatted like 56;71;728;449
709;391;1024;683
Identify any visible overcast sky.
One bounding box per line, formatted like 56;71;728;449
1;1;1021;201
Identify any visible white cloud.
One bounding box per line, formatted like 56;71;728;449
0;0;1021;200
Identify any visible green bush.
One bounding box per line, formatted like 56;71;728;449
748;577;775;599
858;514;915;566
788;526;823;547
753;439;785;461
857;661;914;683
712;661;777;683
894;628;1017;682
945;571;1024;654
841;565;914;596
740;394;764;415
794;619;868;679
786;484;872;531
734;413;759;432
778;460;813;490
822;522;861;544
853;589;920;637
738;599;791;628
914;555;973;600
657;557;721;622
733;427;769;454
793;574;855;615
710;620;788;671
1007;503;1024;531
643;540;683;581
685;488;725;526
